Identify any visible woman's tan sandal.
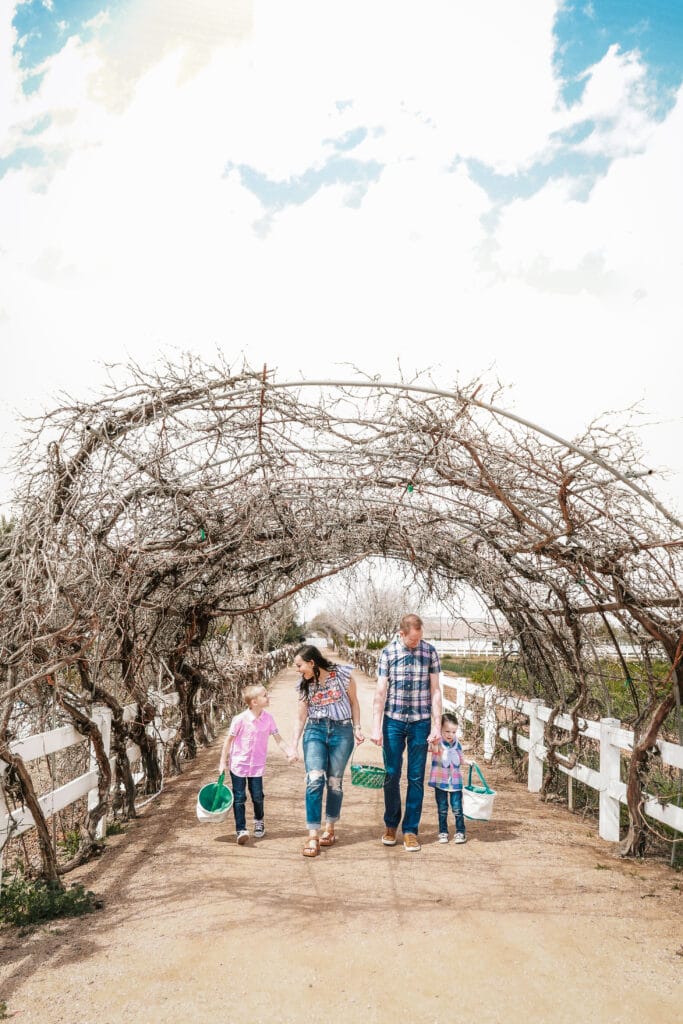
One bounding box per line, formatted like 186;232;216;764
319;831;336;847
302;837;320;857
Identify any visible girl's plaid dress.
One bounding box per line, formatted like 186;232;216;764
428;738;464;791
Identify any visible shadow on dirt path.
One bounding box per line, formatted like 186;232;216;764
1;661;681;1024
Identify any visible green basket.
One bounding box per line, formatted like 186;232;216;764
196;772;233;823
350;750;387;789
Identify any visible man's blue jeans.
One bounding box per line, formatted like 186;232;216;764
435;787;465;835
230;772;264;833
382;716;431;835
302;718;354;829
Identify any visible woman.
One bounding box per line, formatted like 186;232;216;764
291;644;364;857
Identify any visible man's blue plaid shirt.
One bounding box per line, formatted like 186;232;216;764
377;637;441;723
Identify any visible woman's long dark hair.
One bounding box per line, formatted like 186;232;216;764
295;644;335;702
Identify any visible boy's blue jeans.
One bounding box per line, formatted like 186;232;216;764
382;715;431;835
230;772;264;833
302;718;354;829
435;787;465;834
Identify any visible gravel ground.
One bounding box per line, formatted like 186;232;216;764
1;663;681;1023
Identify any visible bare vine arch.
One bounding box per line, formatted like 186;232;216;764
1;354;681;876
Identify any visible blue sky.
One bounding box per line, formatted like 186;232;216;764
15;2;683;88
556;1;683;99
2;0;683;517
11;2;683;206
13;1;111;70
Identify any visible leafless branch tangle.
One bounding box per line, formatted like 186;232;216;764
1;354;681;870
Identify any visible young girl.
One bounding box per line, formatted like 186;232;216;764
428;711;472;845
219;683;295;845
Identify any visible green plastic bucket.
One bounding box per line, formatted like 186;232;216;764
196;772;233;823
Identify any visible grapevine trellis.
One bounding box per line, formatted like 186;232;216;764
0;354;681;881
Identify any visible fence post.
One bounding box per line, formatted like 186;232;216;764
455;678;468;738
0;759;8;821
483;687;496;762
599;717;622;842
0;759;8;896
153;696;165;775
208;695;217;738
88;705;112;840
528;699;545;793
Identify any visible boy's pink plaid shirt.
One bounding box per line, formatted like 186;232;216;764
228;709;279;777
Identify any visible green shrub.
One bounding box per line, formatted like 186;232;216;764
440;657;500;686
58;829;81;858
0;877;99;928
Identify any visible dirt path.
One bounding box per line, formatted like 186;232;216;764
1;665;681;1023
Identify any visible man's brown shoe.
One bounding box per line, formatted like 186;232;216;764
381;827;397;846
403;833;421;852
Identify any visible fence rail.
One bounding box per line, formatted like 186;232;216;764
0;648;292;857
0;693;178;844
4;667;681;855
442;674;683;842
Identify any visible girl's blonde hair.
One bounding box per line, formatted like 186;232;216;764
242;683;265;706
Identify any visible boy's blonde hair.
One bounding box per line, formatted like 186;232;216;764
242;683;265;706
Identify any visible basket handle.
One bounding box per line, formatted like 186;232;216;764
210;771;227;812
467;762;493;793
350;744;387;770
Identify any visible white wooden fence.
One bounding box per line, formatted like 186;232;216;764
0;647;292;857
3;671;681;855
0;691;181;849
442;674;683;842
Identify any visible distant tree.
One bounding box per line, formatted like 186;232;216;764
319;578;408;648
257;598;302;651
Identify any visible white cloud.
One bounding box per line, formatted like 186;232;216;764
0;0;682;515
493;82;683;301
571;44;659;156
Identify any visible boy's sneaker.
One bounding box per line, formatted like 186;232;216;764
253;821;265;838
438;832;449;844
454;832;467;844
236;830;249;845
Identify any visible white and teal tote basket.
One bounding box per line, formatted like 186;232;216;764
462;763;496;821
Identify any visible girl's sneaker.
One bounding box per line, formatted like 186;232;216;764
236;830;249;845
438;832;449;844
454;833;467;844
254;821;265;838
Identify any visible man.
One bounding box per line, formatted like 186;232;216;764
371;613;442;851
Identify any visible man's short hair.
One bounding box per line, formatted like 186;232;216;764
399;614;423;634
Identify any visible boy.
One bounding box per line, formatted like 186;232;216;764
219;683;295;844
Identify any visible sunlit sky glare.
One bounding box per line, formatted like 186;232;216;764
2;1;683;522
